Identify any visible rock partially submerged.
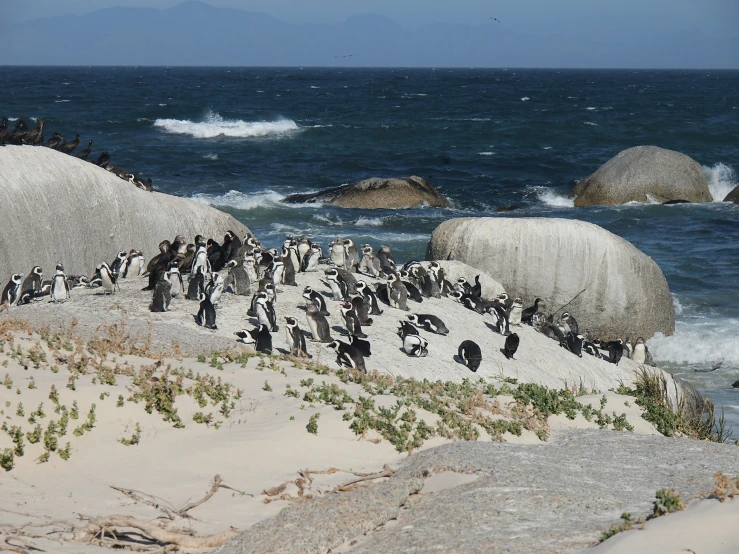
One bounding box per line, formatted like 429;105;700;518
283;176;450;209
426;217;675;340
0;145;252;281
574;146;712;206
724;184;739;203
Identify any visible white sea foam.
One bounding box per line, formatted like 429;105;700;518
586;107;597;111
649;318;739;367
191;189;286;210
202;153;218;160
355;216;385;227
136;118;151;122
54;100;71;103
583;121;598;126
477;151;494;156
703;163;737;201
521;97;530;102
538;190;575;208
154;110;298;139
542;146;553;150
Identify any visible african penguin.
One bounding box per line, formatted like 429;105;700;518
206;273;225;306
606;340;624;365
256;296;278;332
327;340;366;372
329;237;348;268
301;243;322;272
508;298;524;326
350;295;373;326
285;316;309;358
340;301;367;338
1;274;23;306
503;333;520;359
303;286;330;316
98;262;118;294
49;265;70;303
19;266;43;304
356;281;383;315
631;337;654;366
376;245;396;276
343;239;360;272
350;335;372;358
195;297;218;329
560;312;579;335
487;305;511;335
458;340;482;372
358;245;381;278
565;332;584;357
150;273;172;312
282;246;298;286
407;314;448;335
186;268;206;301
401;333;429;358
235;324;272;354
223;259;251;296
386;273;409;311
166;263;185;298
306;304;333;343
521;298;543;325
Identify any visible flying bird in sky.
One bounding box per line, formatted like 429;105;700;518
491;17;500;23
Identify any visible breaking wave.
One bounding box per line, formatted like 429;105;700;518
703;162;737;201
154;110;298;139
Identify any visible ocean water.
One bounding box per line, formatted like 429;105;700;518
3;67;739;434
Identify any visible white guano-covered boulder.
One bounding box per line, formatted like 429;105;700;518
574;146;712;206
0;145;252;281
426;217;675;340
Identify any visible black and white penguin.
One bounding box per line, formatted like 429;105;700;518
150;273;172;312
606;340;624;365
161;262;182;298
300;243;322;273
374;283;390;306
1;274;23;306
19;266;43;304
262;281;277;304
565;332;584;357
358;244;381;278
356;281;383;315
457;292;485;314
243;254;260;283
350;295;373;326
458;340;482;372
223;259;250;296
503;333;520;360
454;277;473;296
195;297;218;329
583;341;600;358
324;268;347;301
235;324;272;354
284;316;309;358
221;230;242;263
282;246;298;287
302;286;330;316
386;273;409;311
631;337;654;366
343;238;360;272
471;275;482;298
350;335;372;357
111;251;128;278
407;314;448;335
340;301;367;338
329;237;348;269
508;297;524;326
121;250;142;278
296;235;312;267
256;296;278;332
76;139;93;160
521;298;543;325
186;268;206;301
191;243;211;276
420;269;441;299
397;320;420;338
401;333;429;358
248;291;267;318
399;271;423;303
98;262;118;294
376;245;396;276
327;340;366;372
50;264;70;303
206;273;225;306
487;305;511;335
207;239;227;272
560;312;579;335
306;304;333;343
269;256;285;288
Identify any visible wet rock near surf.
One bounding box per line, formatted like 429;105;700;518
282;176;450;209
573;146;713;206
426;216;675;340
724;184;739;203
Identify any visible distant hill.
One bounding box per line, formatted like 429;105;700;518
0;1;736;68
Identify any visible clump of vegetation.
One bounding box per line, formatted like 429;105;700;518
119;423;142;446
599;513;639;542
712;472;739;502
0;448;14;471
306;413;320;434
649;489;685;519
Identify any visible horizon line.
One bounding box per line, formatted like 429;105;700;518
2;65;738;71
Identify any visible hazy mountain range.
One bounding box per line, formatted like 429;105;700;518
1;1;736;68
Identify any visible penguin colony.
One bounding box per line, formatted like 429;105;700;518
0;116;153;192
0;233;654;373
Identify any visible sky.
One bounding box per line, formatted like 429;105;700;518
2;0;738;67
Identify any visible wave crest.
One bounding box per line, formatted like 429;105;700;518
703;163;737;201
154;110;298;139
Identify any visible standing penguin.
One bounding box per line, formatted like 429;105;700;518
340;301;367;338
150;273;172;312
19;266;43;304
376;245;396;276
325;268;349;301
206;273;225;306
223;259;251;296
285;317;309;357
195;297;218;329
343;239;360;272
222;230;242;263
300;243;322;272
191;243;211;276
327;340;366;372
50;264;70;303
329;237;348;268
508;298;524;326
186;268;206;301
458;340;482;372
244;254;260;283
2;274;23;306
281;246;298;286
358;245;381;277
98;263;119;294
303;286;330;316
356;281;383;315
560;312;579;335
110;251;128;278
296;235;312;268
503;333;520;360
166;263;185;298
269;257;285;289
122;250;143;278
256;295;278;332
487;305;511;336
606;340;624;365
631;337;654;366
350;295;373;326
470;275;482;298
306;304;333;343
386;273;409;311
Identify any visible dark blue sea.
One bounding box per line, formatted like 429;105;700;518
3;66;739;433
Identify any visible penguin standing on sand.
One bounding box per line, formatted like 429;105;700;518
503;333;520;359
191;243;210;275
356;281;383;315
186;268;206;301
296;235;312;268
98;263;118;294
386;273;409;311
223;259;251;296
19;266;43;304
150;273;172;312
340;301;367;338
487;305;511;335
327;340;366;372
303;286;330;316
269;257;285;289
329;237;348;268
206;273;225;306
2;274;23;305
256;296;278;332
358;245;381;278
285;316;309;357
301;243;322;273
244;254;260;283
122;250;143;278
50;264;70;303
351;295;373;326
376;245;396;276
631;337;654;366
508;298;524;326
110;251;128;278
344;239;360;271
166;263;184;298
565;333;584;357
306;304;333;343
458;340;482;372
282;246;298;286
559;312;579;335
195;297;218;329
325;268;349;301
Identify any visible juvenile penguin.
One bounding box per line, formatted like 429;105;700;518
19;266;43;304
296;235;312;267
508;297;524;326
223;259;251;296
503;333;520;360
244;254;260;283
235;324;272;354
150;273;172;312
356;281;383;315
358;245;381;278
327;340;366;372
303;286;330;316
285;317;309;358
386;273;409;311
166;263;185;298
407;314;448;335
401;333;429;358
329;237;348;268
420;269;441;299
256;296;278;332
340;301;367;338
98;262;118;294
2;274;23;306
50;264;70;303
560;312;579;335
458;340;482;372
195;297;218;329
306;304;333;343
343;239;360;271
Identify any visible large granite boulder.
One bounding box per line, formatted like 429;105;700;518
283;176;449;209
724;184;739;203
426;217;675;340
0;145;252;282
574;146;712;206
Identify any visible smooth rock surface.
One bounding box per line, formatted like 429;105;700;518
282;176;450;209
724;184;739;203
0;145;252;282
573;146;712;206
217;430;739;554
426;217;675;340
